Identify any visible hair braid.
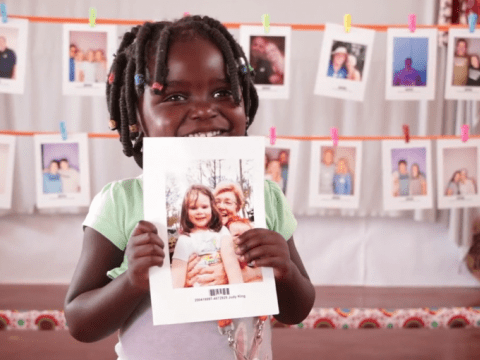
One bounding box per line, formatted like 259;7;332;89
154;25;173;89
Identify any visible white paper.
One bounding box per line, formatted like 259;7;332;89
314;23;375;102
382;140;433;210
436;139;480;209
34;133;91;208
445;28;480;100
308;141;363;209
239;25;291;99
0;18;28;94
62;24;117;96
0;135;16;209
385;28;437;101
145;136;278;325
264;137;300;208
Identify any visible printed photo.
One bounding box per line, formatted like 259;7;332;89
62;24;117;96
240;25;291;99
386;29;437;101
445;29;480;99
264;138;300;207
308;141;363;209
0;135;15;209
437;139;480;209
145;137;278;325
0;18;28;94
34;133;91;208
314;23;375;102
382;140;433;210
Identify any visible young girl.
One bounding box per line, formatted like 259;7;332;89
171;185;243;288
64;15;315;360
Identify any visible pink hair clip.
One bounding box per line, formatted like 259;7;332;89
152;82;164;92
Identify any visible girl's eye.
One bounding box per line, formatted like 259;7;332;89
213;89;233;98
164;94;187;102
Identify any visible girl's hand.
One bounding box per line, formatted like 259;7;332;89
235;228;292;281
125;220;165;292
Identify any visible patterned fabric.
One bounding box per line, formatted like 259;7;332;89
438;0;479;46
2;307;480;330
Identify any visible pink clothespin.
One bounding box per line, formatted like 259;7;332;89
330;127;339;146
183;12;190;17
408;14;416;33
461;124;470;142
269;126;276;145
403;125;410;143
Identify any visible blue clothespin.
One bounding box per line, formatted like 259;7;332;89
60;121;67;141
469;12;478;33
0;3;7;24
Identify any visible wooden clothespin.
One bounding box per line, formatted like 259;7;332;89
408;14;416;33
331;127;339;146
469;12;478;33
344;14;351;33
269;126;276;145
0;3;7;24
403;125;410;143
60;121;68;141
461;124;470;142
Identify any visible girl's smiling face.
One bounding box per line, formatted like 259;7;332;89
137;36;247;138
188;192;212;230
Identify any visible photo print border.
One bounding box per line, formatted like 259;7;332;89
385;28;438;101
0;135;16;209
436;139;480;209
308;140;363;209
34;133;91;209
62;23;117;96
144;136;279;325
382;140;434;211
239;25;291;99
314;23;375;102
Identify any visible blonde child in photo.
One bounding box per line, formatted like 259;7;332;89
171;185;243;288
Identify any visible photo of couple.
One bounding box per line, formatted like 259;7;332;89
249;35;285;85
41;143;81;195
390;148;428;197
265;148;289;195
452;37;480;86
327;41;366;81
166;159;262;289
68;31;108;84
445;169;477;195
442;146;478;197
318;147;356;196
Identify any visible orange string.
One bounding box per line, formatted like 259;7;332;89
0;130;478;141
6;15;469;32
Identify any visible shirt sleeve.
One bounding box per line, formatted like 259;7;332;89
172;235;192;262
82;181;128;251
264;180;297;241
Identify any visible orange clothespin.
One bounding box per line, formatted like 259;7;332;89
403;125;410;143
344;14;351;33
408;14;416;33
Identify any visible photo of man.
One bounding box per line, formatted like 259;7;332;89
393;58;424;86
392;37;428;87
0;35;16;79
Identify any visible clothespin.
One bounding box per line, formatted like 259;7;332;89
89;7;97;28
408;14;416;33
344;14;351;33
262;14;270;34
403;125;410;143
461;124;470;142
60;121;67;141
0;3;7;24
330;127;339;146
469;12;478;33
269;126;276;145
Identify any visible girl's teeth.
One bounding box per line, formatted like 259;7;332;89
187;130;222;137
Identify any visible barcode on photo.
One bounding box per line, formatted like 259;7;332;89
209;288;230;296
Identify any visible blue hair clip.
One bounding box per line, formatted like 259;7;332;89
134;74;145;86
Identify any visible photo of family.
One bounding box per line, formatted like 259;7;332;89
145;137;277;325
34;134;90;209
0;18;28;94
63;24;117;96
327;41;366;82
0;135;15;209
437;140;480;209
309;141;362;209
240;25;291;99
314;23;375;101
382;140;433;210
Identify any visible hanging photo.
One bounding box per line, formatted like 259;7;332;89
62;24;117;96
239;25;291;99
385;28;437;101
382;140;433;210
34;133;90;208
445;28;480;100
314;23;375;101
436;139;480;209
144;137;278;325
308;141;363;209
0;135;15;209
264;138;300;207
0;18;28;94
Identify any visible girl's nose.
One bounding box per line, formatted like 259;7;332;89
190;101;217;121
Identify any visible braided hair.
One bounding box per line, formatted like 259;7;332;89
106;15;259;169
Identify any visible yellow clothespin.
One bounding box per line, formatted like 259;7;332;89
89;7;97;28
344;14;351;33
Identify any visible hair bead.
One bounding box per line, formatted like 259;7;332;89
129;123;139;133
108;72;115;84
152;82;164;91
108;119;117;130
134;74;145;86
